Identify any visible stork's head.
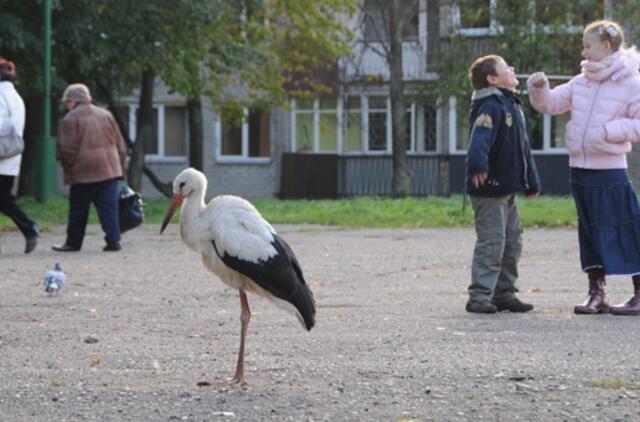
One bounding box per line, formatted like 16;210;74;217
160;168;207;234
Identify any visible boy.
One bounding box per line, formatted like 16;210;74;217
465;55;541;314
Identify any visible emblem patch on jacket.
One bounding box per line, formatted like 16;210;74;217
473;114;493;129
505;113;513;127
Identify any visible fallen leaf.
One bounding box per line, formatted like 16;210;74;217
90;356;102;367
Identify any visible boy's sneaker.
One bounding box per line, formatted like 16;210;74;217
465;300;497;314
492;297;533;313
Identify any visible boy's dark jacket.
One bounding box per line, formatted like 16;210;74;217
466;87;541;196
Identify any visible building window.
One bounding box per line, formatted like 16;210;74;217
368;97;388;152
319;98;338;152
164;106;187;156
294;99;314;152
248;110;270;157
422;105;437;152
459;0;492;28
292;98;340;154
550;113;568;149
405;105;413;152
454;96;471;151
344;97;362;153
217;108;271;162
452;0;496;36
125;104;188;161
220;112;243;156
291;95;438;155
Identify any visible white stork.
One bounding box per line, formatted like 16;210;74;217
160;168;315;385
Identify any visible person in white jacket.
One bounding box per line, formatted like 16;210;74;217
0;57;38;254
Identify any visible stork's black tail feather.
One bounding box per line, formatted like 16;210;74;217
272;234;316;331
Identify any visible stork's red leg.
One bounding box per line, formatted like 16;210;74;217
229;290;251;385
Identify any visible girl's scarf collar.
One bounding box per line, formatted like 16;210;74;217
581;47;640;82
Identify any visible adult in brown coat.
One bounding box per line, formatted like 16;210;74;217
53;83;127;252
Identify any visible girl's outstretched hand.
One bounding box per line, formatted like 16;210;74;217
528;72;548;88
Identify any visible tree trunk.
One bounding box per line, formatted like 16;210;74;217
128;69;154;192
389;0;411;197
187;97;203;171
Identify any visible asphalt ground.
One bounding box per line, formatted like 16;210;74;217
1;224;640;421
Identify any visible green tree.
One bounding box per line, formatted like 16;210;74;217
0;0;357;196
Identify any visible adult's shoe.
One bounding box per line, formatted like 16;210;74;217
52;244;80;252
25;234;38;254
103;242;121;252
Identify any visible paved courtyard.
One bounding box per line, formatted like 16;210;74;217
1;224;640;421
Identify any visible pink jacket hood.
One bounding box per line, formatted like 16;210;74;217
527;47;640;169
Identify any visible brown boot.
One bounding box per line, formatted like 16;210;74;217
610;276;640;316
574;269;610;314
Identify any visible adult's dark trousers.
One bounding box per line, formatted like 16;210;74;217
66;178;120;249
0;175;37;238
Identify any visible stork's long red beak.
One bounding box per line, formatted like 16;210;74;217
160;194;184;234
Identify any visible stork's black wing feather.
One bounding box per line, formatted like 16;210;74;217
212;234;315;330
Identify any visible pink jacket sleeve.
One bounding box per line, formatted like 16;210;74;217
604;87;640;143
527;77;574;116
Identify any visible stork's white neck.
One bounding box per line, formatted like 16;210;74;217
178;182;208;251
181;186;206;221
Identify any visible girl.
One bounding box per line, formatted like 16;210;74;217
528;20;640;316
0;57;39;254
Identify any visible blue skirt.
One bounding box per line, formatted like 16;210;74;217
571;168;640;275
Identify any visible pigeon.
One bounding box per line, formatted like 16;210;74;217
44;262;67;295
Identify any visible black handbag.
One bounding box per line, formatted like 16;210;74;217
119;182;144;233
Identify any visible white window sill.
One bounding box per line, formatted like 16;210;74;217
145;156;189;164
449;150;568;155
455;27;497;37
215;157;272;165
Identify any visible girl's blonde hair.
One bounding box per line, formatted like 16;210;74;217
584;20;624;52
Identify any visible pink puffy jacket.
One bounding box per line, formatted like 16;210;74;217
527;47;640;169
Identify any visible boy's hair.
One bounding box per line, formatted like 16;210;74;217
468;55;503;90
584;20;624;52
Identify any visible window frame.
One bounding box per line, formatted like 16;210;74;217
452;0;498;37
290;95;441;156
126;103;189;163
214;108;272;164
451;0;609;38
